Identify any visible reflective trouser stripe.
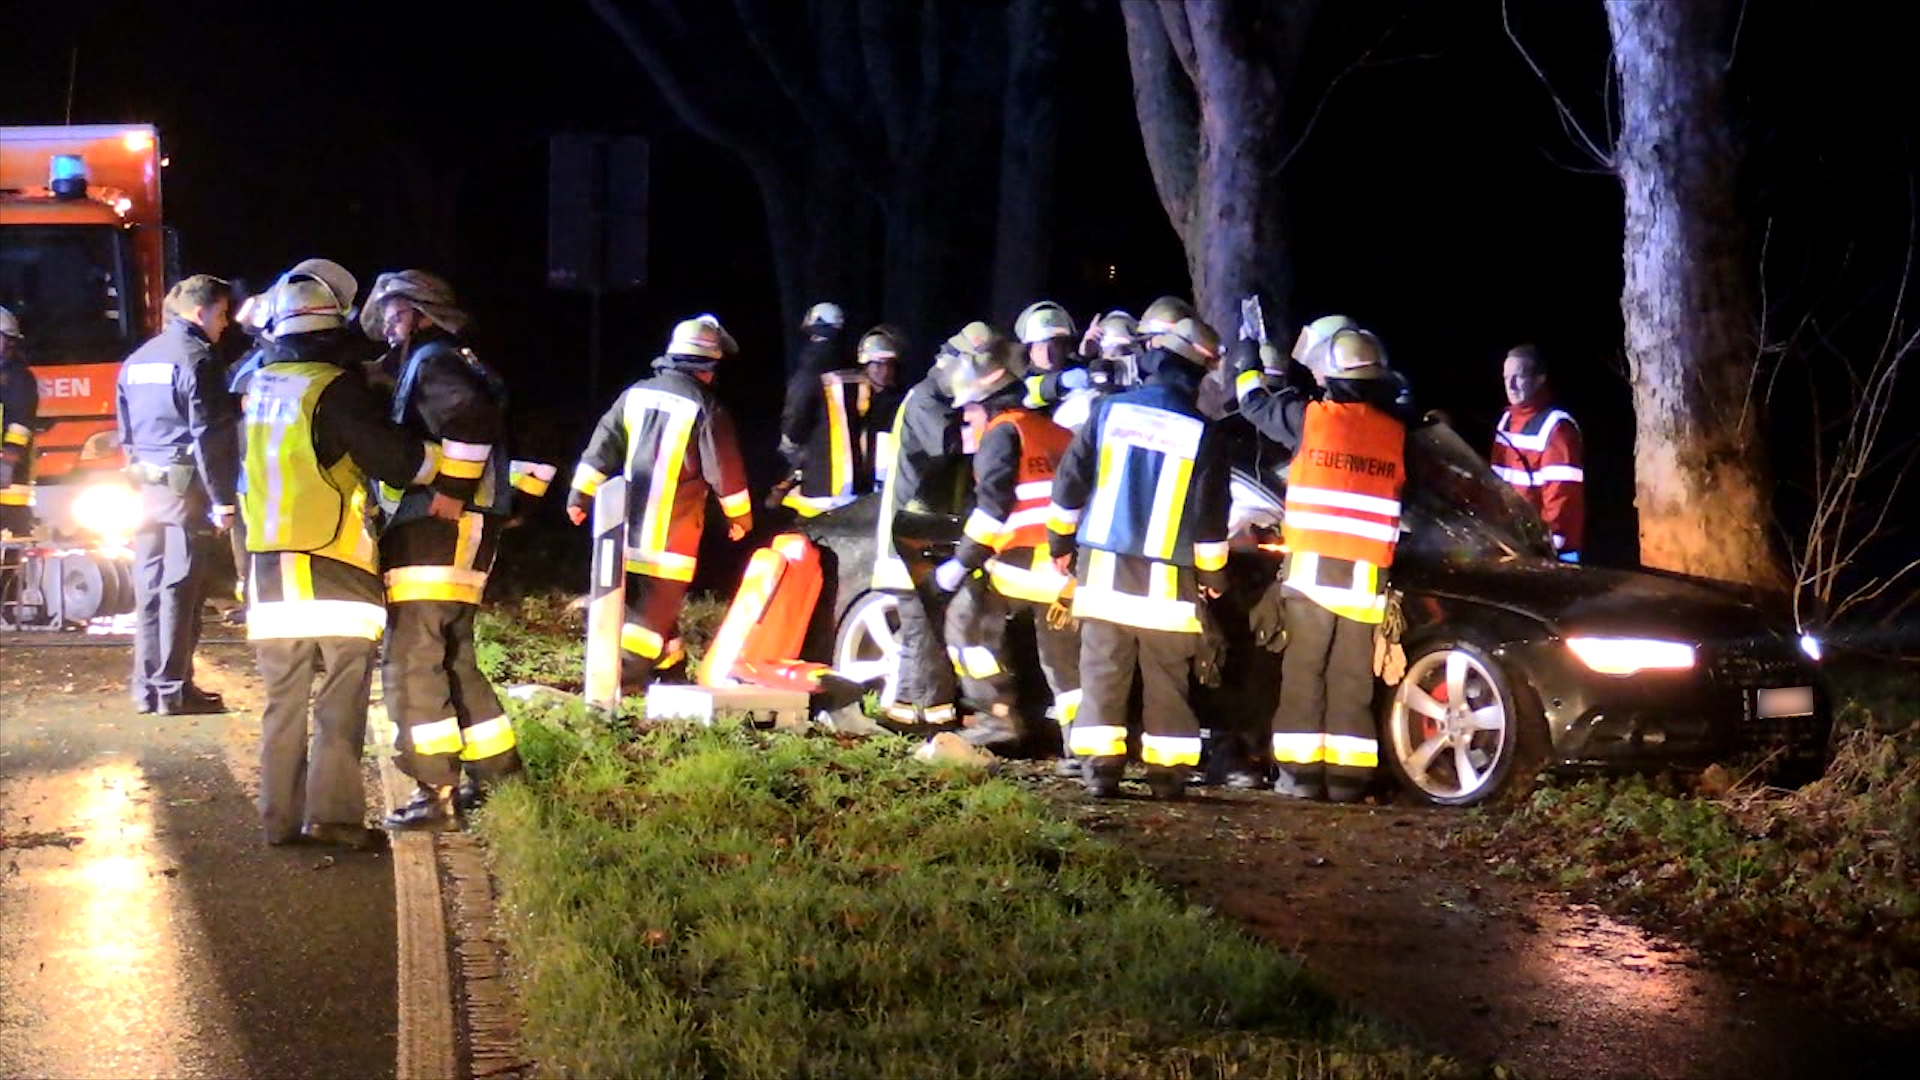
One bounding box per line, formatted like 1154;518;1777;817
921;704;956;725
622;622;666;659
1271;732;1379;769
0;484;31;506
1053;687;1082;724
1069;724;1128;758
385;566;488;604
1141;733;1202;767
458;715;517;761
782;490;857;517
411;717;464;757
247;599;386;641
947;645;1002;679
624;550;697;582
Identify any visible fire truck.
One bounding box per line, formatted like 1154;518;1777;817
0;124;174;627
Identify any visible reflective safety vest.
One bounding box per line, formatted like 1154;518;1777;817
241;362;380;577
1492;402;1584;556
1281;401;1405;623
1056;399;1216;568
970;410;1073;603
784;369;871;518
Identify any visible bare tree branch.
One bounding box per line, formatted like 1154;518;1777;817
1502;0;1614;172
585;0;763;161
1157;0;1200;88
1274;0;1417;176
730;0;874;188
1121;0;1198;237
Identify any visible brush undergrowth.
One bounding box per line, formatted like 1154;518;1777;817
1461;660;1920;1024
475;589;729;692
478;700;1482;1079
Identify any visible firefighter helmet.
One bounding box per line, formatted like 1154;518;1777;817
267;272;350;336
287;258;358;316
666;313;738;359
360;269;466;338
1149;317;1221;369
234;293;271;338
1323;328;1389;380
1138;295;1195;335
0;305;20;339
857;324;906;365
803;301;845;330
945;326;1020;407
1293;314;1379;378
1095;310;1139;353
1013;300;1075;344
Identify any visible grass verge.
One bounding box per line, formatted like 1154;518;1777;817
475;589;729;692
1459;660;1920;1025
477;701;1482;1079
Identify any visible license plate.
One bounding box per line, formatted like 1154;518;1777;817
1754;686;1814;719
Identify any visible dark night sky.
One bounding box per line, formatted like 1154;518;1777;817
6;0;1918;585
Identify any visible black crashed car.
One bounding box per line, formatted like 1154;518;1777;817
795;417;1832;806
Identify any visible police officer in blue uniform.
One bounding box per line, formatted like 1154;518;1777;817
114;273;240;715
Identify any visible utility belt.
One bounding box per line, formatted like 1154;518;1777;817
128;459;195;494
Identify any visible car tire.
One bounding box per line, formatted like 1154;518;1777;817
833;590;903;714
1379;637;1546;807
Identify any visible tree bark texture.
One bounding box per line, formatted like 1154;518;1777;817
1121;1;1314;346
1607;0;1786;589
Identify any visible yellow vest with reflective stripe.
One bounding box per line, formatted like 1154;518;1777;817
240;362;379;575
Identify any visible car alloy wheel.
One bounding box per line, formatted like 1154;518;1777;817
833;591;903;712
1383;640;1528;806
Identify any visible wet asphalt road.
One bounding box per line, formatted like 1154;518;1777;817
0;636;395;1080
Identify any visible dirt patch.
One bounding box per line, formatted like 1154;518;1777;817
1010;764;1920;1080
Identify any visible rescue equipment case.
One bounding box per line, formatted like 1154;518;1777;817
697;532;824;688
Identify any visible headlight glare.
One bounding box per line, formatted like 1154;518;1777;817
72;481;142;541
1799;633;1823;662
1565;636;1696;676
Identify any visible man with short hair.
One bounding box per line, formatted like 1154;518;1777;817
1491;345;1584;562
115;273;240;715
0;306;38;537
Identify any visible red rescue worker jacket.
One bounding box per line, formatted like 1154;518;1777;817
1491;398;1584;558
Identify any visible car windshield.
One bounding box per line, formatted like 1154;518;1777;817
1224;416;1556;564
0;225;135;364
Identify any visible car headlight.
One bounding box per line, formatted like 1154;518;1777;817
72;481;143;540
79;429;124;462
1565;636;1697;676
1799;633;1823;662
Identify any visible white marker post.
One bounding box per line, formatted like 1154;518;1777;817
584;474;628;715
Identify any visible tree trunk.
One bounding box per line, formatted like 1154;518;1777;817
1121;0;1311;342
1607;0;1785;589
990;0;1065;326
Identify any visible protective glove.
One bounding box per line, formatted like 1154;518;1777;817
1057;367;1091;392
932;558;968;593
1228;337;1262;380
1247;577;1289;653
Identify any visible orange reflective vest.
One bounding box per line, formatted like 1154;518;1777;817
1282;401;1406;569
981;409;1072;552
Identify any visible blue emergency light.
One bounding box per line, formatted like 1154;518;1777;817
49;153;88;198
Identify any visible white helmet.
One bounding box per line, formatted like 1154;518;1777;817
0;305;20;340
1291;314;1387;379
1013;300;1075;344
943;322;1018;407
667;313;738;359
1149;317;1221;369
266;270;351;335
286;258;358;315
802;301;844;330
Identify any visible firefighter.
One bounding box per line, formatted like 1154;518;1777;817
1053;310;1140;431
1048;317;1231;800
776;301;871;517
0;306;37;538
1010;300;1083;407
566;314;753;689
929;328;1080;751
241;268;447;849
1233;315;1411;802
1492;344;1584;562
115;273;240;715
359;270;521;831
857;325;907;494
870;331;970;728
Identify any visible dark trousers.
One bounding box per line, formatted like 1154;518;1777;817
385;599;517;788
1273;590;1380;789
944;578;1080;724
1073;617;1200;768
896;585;956;711
131;484;206;708
256;636;376;842
620;572;689;688
0;504;32;537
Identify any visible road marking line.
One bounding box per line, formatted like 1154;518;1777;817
373;700;459;1080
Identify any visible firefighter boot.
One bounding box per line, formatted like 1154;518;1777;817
1145;765;1187;801
383;783;459;831
1082;756;1124;799
959;703;1025;750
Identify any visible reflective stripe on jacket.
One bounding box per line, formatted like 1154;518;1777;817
1492;402;1584;554
1281;400;1405;623
241;363;383;576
